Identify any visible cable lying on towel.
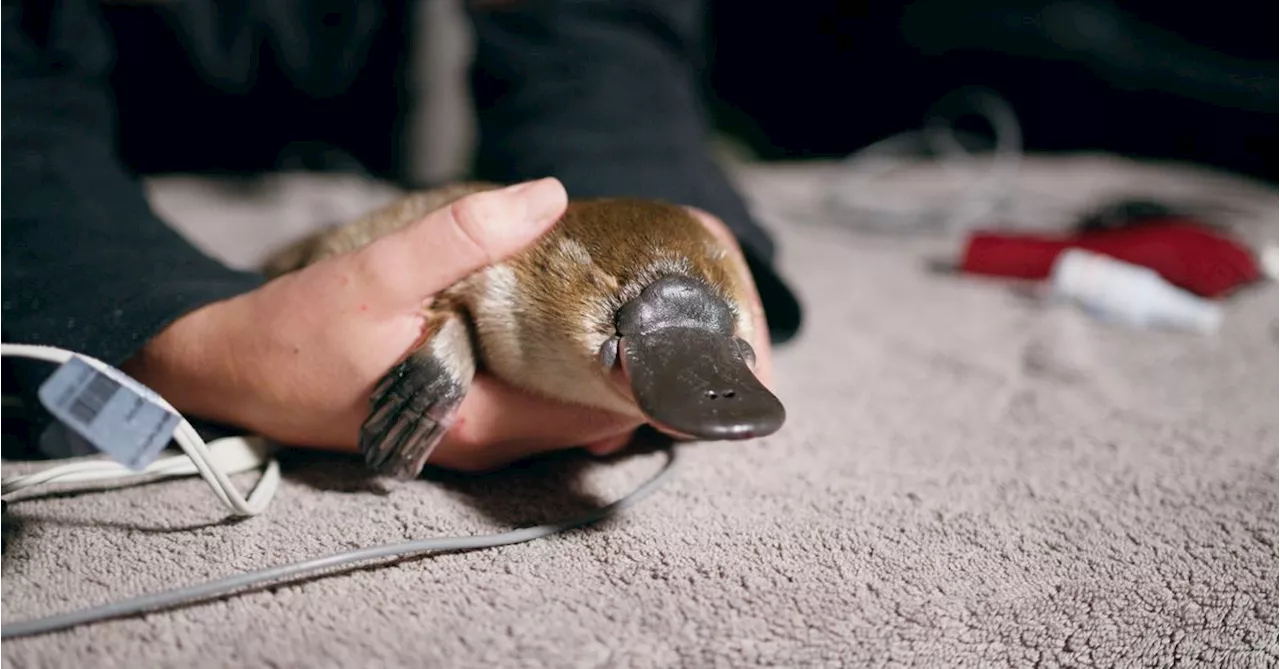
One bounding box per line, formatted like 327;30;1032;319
1;435;273;496
1;341;681;639
1;444;678;639
1;343;282;516
820;86;1026;236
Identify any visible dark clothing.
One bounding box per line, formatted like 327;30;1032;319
705;1;1275;182
1;0;802;388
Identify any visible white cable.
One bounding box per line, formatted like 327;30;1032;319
0;343;281;517
2;436;272;494
818;86;1027;236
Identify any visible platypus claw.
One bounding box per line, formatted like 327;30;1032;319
360;352;464;480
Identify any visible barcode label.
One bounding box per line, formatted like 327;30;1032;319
37;356;179;470
67;372;121;426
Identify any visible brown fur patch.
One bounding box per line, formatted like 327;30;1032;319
503;197;749;351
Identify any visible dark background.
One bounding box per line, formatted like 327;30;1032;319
102;0;1277;185
704;0;1277;183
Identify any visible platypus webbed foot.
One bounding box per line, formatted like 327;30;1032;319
361;355;463;479
612;275;786;441
361;311;475;480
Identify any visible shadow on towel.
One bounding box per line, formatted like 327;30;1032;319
0;428;673;573
284;426;674;530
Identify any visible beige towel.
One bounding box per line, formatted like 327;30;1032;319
3;156;1276;668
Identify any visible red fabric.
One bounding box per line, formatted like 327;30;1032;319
959;219;1262;298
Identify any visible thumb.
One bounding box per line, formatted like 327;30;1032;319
355;178;568;306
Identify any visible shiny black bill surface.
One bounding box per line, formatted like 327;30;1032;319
619;327;785;441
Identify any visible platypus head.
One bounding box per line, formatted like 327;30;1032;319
471;196;787;443
597;273;785;441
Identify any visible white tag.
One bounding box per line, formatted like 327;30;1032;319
36;356;180;470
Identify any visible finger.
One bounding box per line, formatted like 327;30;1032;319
357;178;568;307
453;375;642;447
584;431;636;456
429;375;644;472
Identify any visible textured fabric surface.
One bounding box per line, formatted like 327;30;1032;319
3;157;1277;668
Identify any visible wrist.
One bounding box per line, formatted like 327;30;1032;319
121;295;256;432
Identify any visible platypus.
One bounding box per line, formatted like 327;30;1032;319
262;182;785;479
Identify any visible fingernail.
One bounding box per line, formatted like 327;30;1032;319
505;177;566;225
505;177;548;193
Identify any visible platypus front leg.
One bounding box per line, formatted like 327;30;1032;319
362;308;475;480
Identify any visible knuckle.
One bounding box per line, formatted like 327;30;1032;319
350;242;399;292
436;441;498;474
447;193;502;266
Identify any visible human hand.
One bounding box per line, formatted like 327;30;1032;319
123;179;773;473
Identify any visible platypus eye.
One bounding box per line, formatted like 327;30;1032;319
598;335;620;368
736;338;756;368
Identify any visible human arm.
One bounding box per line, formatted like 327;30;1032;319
1;0;266;378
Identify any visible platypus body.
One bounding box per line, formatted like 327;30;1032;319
263;182;785;479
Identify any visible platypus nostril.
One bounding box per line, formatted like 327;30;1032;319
704;389;738;400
